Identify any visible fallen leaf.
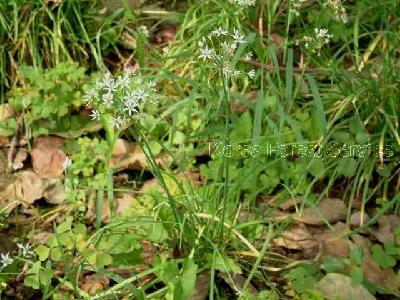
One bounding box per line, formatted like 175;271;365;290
349;211;370;228
110;139;169;171
43;179;66;204
273;223;320;258
0;104;14;122
294;198;346;225
369;214;400;244
319;223;352;258
315;273;376;300
1;170;46;205
31;136;66;179
218;273;258;296
189;271;211;300
12;148;28;171
80;274;109;295
155;25;176;45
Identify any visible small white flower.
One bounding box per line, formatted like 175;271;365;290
198;36;207;48
116;74;131;89
221;41;237;55
84;89;97;105
17;243;34;258
63;157;72;171
99;72;116;92
0;252;13;268
248;69;256;79
102;92;114;107
232;28;246;44
123;99;139;116
243;51;253;61
211;27;228;37
133;88;148;102
124;66;136;76
138;25;149;38
110;116;123;129
199;46;215;61
89;109;101;121
233;70;241;78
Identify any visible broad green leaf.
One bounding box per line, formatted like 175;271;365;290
371;244;396;268
35;245;50;261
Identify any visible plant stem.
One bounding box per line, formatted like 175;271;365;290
219;74;230;244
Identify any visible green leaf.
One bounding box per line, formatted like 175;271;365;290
371;244;396;268
214;254;241;274
35;245;50;261
321;257;347;273
175;259;198;300
56;216;73;234
146;223;169;243
230;111;252;143
350;247;364;266
338;157;357;177
350;266;364;284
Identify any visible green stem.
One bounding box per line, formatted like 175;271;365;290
128;126;183;230
219;75;230;244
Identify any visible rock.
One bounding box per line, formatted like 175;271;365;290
349;211;370;227
316;273;376;300
31;136;66;179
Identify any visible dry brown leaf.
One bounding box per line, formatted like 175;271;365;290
12;148;28;171
316;273;376;300
31;136;66;179
1;170;46;205
0;104;14;122
273;223;320;258
189;271;211;300
349;211;370;228
80;274;109;295
86;192;137;224
319;223;352;258
110;139;169;171
155;26;176;45
43;178;66;204
294;198;346;225
230;91;257;113
369;214;400;244
218;273;258;296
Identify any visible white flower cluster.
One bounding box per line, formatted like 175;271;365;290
17;243;34;258
301;28;333;56
290;0;308;16
0;244;34;271
323;0;348;23
84;67;158;129
228;0;256;7
198;27;256;80
0;252;13;270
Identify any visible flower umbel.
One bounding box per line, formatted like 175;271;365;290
84;67;159;129
197;27;255;81
17;243;34;258
300;28;333;56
